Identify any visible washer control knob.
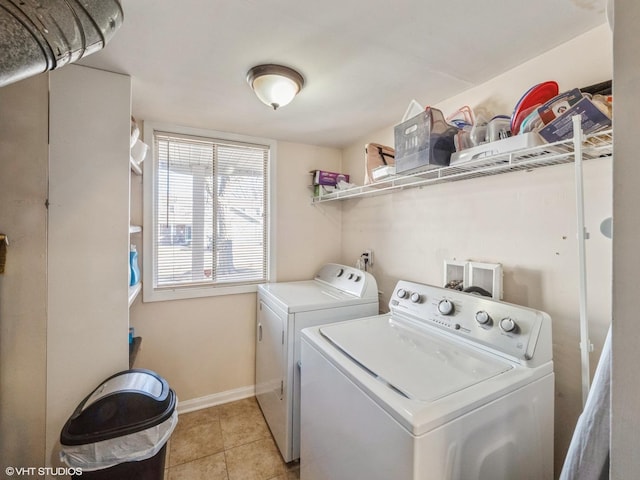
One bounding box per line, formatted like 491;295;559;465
397;288;408;299
500;317;517;333
410;292;422;304
347;273;354;280
438;299;455;315
475;311;491;325
336;268;344;277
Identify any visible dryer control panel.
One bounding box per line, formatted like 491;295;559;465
389;280;552;366
315;263;378;299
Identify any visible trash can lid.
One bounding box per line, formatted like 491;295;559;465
60;369;176;446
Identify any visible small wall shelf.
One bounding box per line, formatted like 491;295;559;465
128;282;142;307
311;129;612;203
130;157;142;176
129;336;142;368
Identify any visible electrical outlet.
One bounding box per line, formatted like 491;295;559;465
363;249;373;267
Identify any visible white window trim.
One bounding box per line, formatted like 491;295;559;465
142;122;277;302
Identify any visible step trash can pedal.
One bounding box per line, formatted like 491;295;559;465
60;368;178;479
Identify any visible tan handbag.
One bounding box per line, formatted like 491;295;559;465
364;143;395;184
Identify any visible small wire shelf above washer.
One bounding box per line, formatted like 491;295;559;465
311;129;613;204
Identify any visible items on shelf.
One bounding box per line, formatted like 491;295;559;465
364;143;395;184
311;126;612;203
130;116;149;171
129;244;140;286
394;106;458;175
129;336;142;368
400;80;613;171
507;80;612;142
310;169;351;196
312;81;613;201
450;131;551;166
537;94;612;143
130;116;140;147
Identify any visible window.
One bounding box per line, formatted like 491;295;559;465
143;124;275;301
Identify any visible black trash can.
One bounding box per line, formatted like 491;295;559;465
60;369;178;479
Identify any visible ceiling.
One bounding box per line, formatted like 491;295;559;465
78;0;608;148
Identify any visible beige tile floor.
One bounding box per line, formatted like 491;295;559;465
164;397;300;480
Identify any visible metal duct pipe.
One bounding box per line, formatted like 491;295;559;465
0;0;123;88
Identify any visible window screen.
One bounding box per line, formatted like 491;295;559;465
152;131;268;290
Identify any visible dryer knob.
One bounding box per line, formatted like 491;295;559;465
500;317;517;333
410;292;422;304
438;299;455;315
336;268;344;277
397;288;408;299
475;311;491;325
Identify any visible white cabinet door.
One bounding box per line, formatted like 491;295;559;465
255;298;288;455
47;64;131;465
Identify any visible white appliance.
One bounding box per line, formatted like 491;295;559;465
301;280;554;479
256;263;379;462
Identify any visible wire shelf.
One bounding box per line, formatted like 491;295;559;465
311;129;613;204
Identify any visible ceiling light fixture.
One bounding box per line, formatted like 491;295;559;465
246;64;304;110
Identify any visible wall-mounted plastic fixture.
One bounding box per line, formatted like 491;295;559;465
443;260;466;290
443;259;503;299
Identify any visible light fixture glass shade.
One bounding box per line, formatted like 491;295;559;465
247;64;304;110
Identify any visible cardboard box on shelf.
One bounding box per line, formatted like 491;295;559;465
537;88;583;125
537;96;611;143
311;170;350;186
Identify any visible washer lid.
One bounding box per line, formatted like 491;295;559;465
320;316;512;402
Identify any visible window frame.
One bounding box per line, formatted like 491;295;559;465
142;122;277;302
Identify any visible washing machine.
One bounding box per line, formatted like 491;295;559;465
256;263;378;462
300;280;554;480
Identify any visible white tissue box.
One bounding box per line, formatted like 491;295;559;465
371;165;396;181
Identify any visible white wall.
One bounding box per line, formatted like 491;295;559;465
340;24;613;476
0;74;49;469
611;0;640;477
129;140;342;402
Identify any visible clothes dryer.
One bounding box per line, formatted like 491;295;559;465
256;263;378;462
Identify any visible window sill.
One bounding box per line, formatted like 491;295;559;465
142;282;259;302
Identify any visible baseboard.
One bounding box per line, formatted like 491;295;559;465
176;385;256;414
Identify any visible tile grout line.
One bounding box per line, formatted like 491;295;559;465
165;397;298;479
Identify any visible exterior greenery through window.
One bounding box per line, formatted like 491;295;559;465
152;131;269;291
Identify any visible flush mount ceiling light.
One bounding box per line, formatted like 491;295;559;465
246;64;304;110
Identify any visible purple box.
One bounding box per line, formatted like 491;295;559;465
312;170;350;186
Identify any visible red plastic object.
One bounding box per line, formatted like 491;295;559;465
511;81;559;135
